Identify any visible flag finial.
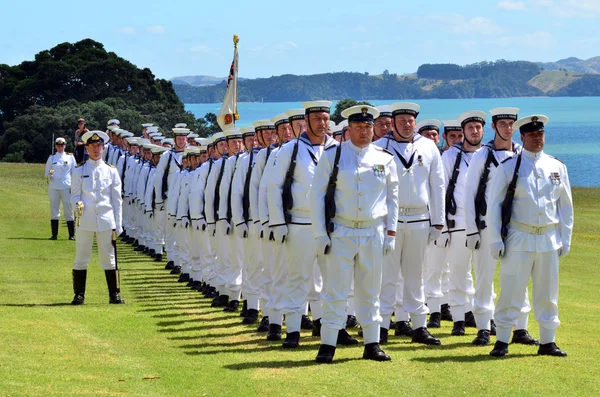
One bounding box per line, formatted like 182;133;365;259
233;34;239;48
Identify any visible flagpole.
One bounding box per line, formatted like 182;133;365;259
233;34;240;126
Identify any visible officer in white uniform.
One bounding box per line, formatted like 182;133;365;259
489;115;573;357
375;104;445;346
121;137;140;245
45;137;77;240
102;119;119;162
145;144;169;261
464;108;538;346
70;131;124;305
310;105;399;363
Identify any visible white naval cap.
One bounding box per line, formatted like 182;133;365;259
211;132;226;144
162;138;174;146
199;145;208;153
107;125;119;132
150;145;168;155
389;102;420;118
416;119;442;134
271;113;290;126
120;131;134;138
223;128;242;139
328;121;336;129
341;105;380;124
141;123;154;128
252;120;275;131
338;120;348;130
125;137;139;146
490;107;520;122
172;127;191;136
187;146;201;155
194;137;210;146
187;132;199;139
514;115;549;133
332;123;344;136
55;137;66;144
174;123;188;128
302;100;332;114
107;119;120;126
146;126;159;134
138;138;151;148
153;136;165;142
240;126;255;137
442;120;462;133
458;111;487;128
82;130;109;145
148;132;161;138
284;108;305;121
376;105;393;119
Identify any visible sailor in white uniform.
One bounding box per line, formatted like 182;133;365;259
375;105;445;346
45;137;77;240
489;115;573;358
310;105;399;363
70;131;124;305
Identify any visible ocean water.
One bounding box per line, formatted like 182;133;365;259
186;97;600;187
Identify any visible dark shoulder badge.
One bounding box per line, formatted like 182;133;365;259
500;156;517;164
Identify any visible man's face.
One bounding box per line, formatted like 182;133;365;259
86;142;105;160
190;156;199;169
463;121;484;146
227;138;243;155
243;135;256;150
130;145;140;155
199;153;208;163
152;154;161;165
521;131;545;153
208;146;215;158
144;149;153;160
334;134;342;143
373;116;393;141
55;143;66;153
188;138;197;146
306;112;330;137
421;129;440;144
444;130;464;147
216;140;229;155
174;135;187;150
348;122;373;148
260;128;278;146
394;114;416;138
493;119;515;141
182;158;189;168
291;119;306;137
163;143;172;149
278;123;294;143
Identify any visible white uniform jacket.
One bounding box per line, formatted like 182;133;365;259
45;152;77;190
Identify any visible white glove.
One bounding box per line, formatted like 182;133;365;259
466;232;481;250
235;223;249;239
383;235;396;256
315;236;331;255
199;218;207;231
428;227;442;244
269;224;288;244
218;220;231;236
490;241;505;261
435;232;450;247
559;244;570;258
207;223;216;236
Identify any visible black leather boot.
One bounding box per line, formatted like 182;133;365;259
71;269;87;305
490;341;509;357
266;324;282;341
67;221;75;240
223;300;240;312
257;316;270;332
315;344;336;363
465;311;477;328
155;253;163;262
242;309;259;324
451;321;466;336
441;303;453;321
512;329;539;345
412;327;441;345
164;261;174;270
538;342;567;357
49;220;59;240
301;314;314;330
239;300;248;317
170;265;181;275
427;312;441;328
211;294;228;308
363;343;391;361
394;321;413;337
283;331;300;348
105;270;125;304
178;273;190;283
337;329;358;345
312;318;322;337
472;329;491;346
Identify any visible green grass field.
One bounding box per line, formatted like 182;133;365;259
1;163;599;397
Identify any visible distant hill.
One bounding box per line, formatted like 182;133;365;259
536;56;600;74
170;75;248;86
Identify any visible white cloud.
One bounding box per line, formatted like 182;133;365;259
118;26;136;35
147;25;166;34
529;0;600;18
426;15;503;35
495;31;554;49
531;0;553;5
497;1;527;10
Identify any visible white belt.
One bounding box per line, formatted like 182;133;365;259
332;217;383;229
509;221;556;235
397;206;428;216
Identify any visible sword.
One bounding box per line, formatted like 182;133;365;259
112;229;121;291
76;201;83;227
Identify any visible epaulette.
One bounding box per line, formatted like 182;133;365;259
108;163;116;168
373;145;393;157
548;155;564;164
66;152;73;155
500;156;517;164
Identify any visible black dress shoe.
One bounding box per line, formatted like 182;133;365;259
472;329;491;346
490;341;509;357
223;300;240;312
538;342;567;357
266;324;282;341
358;328;363;337
312;318;321;337
164;261;174;270
242;309;259;324
441;304;453;322
337;329;359;345
149;249;156;258
134;245;145;252
257;316;270;332
465;311;477;328
170;266;181;275
190;280;201;290
211;294;229;308
71;294;85;305
490;319;497;336
389;319;396;329
512;329;539;345
178;273;190;283
427;312;441;328
315;344;336;363
201;284;211;296
143;247;150;255
239;300;248;317
154;254;163;262
68;236;75;241
363;343;391;361
132;239;139;247
186;279;195;287
412;327;441;345
301;314;314;330
451;321;465;336
206;287;217;299
127;237;135;244
109;293;125;304
394;321;413;337
346;315;359;329
380;327;388;344
283;331;300;348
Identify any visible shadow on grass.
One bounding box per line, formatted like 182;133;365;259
0;303;73;307
167;328;257;340
6;237;63;241
384;341;474;352
409;353;532;363
157;320;242;332
223;358;356;369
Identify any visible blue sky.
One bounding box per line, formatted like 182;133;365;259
2;0;599;79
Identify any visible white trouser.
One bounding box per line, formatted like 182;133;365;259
447;230;475;322
122;199;130;231
73;229;115;270
175;225;189;270
259;237;274;317
321;232;384;346
214;223;231;292
241;227;262;310
49;188;74;221
472;227;496;330
224;225;243;300
283;224;323;332
204;231;217;284
189;227;202;281
124;199;137;237
151;213;164;254
495;249;560;345
267;238;288;326
165;215;176;261
424;243;448;313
